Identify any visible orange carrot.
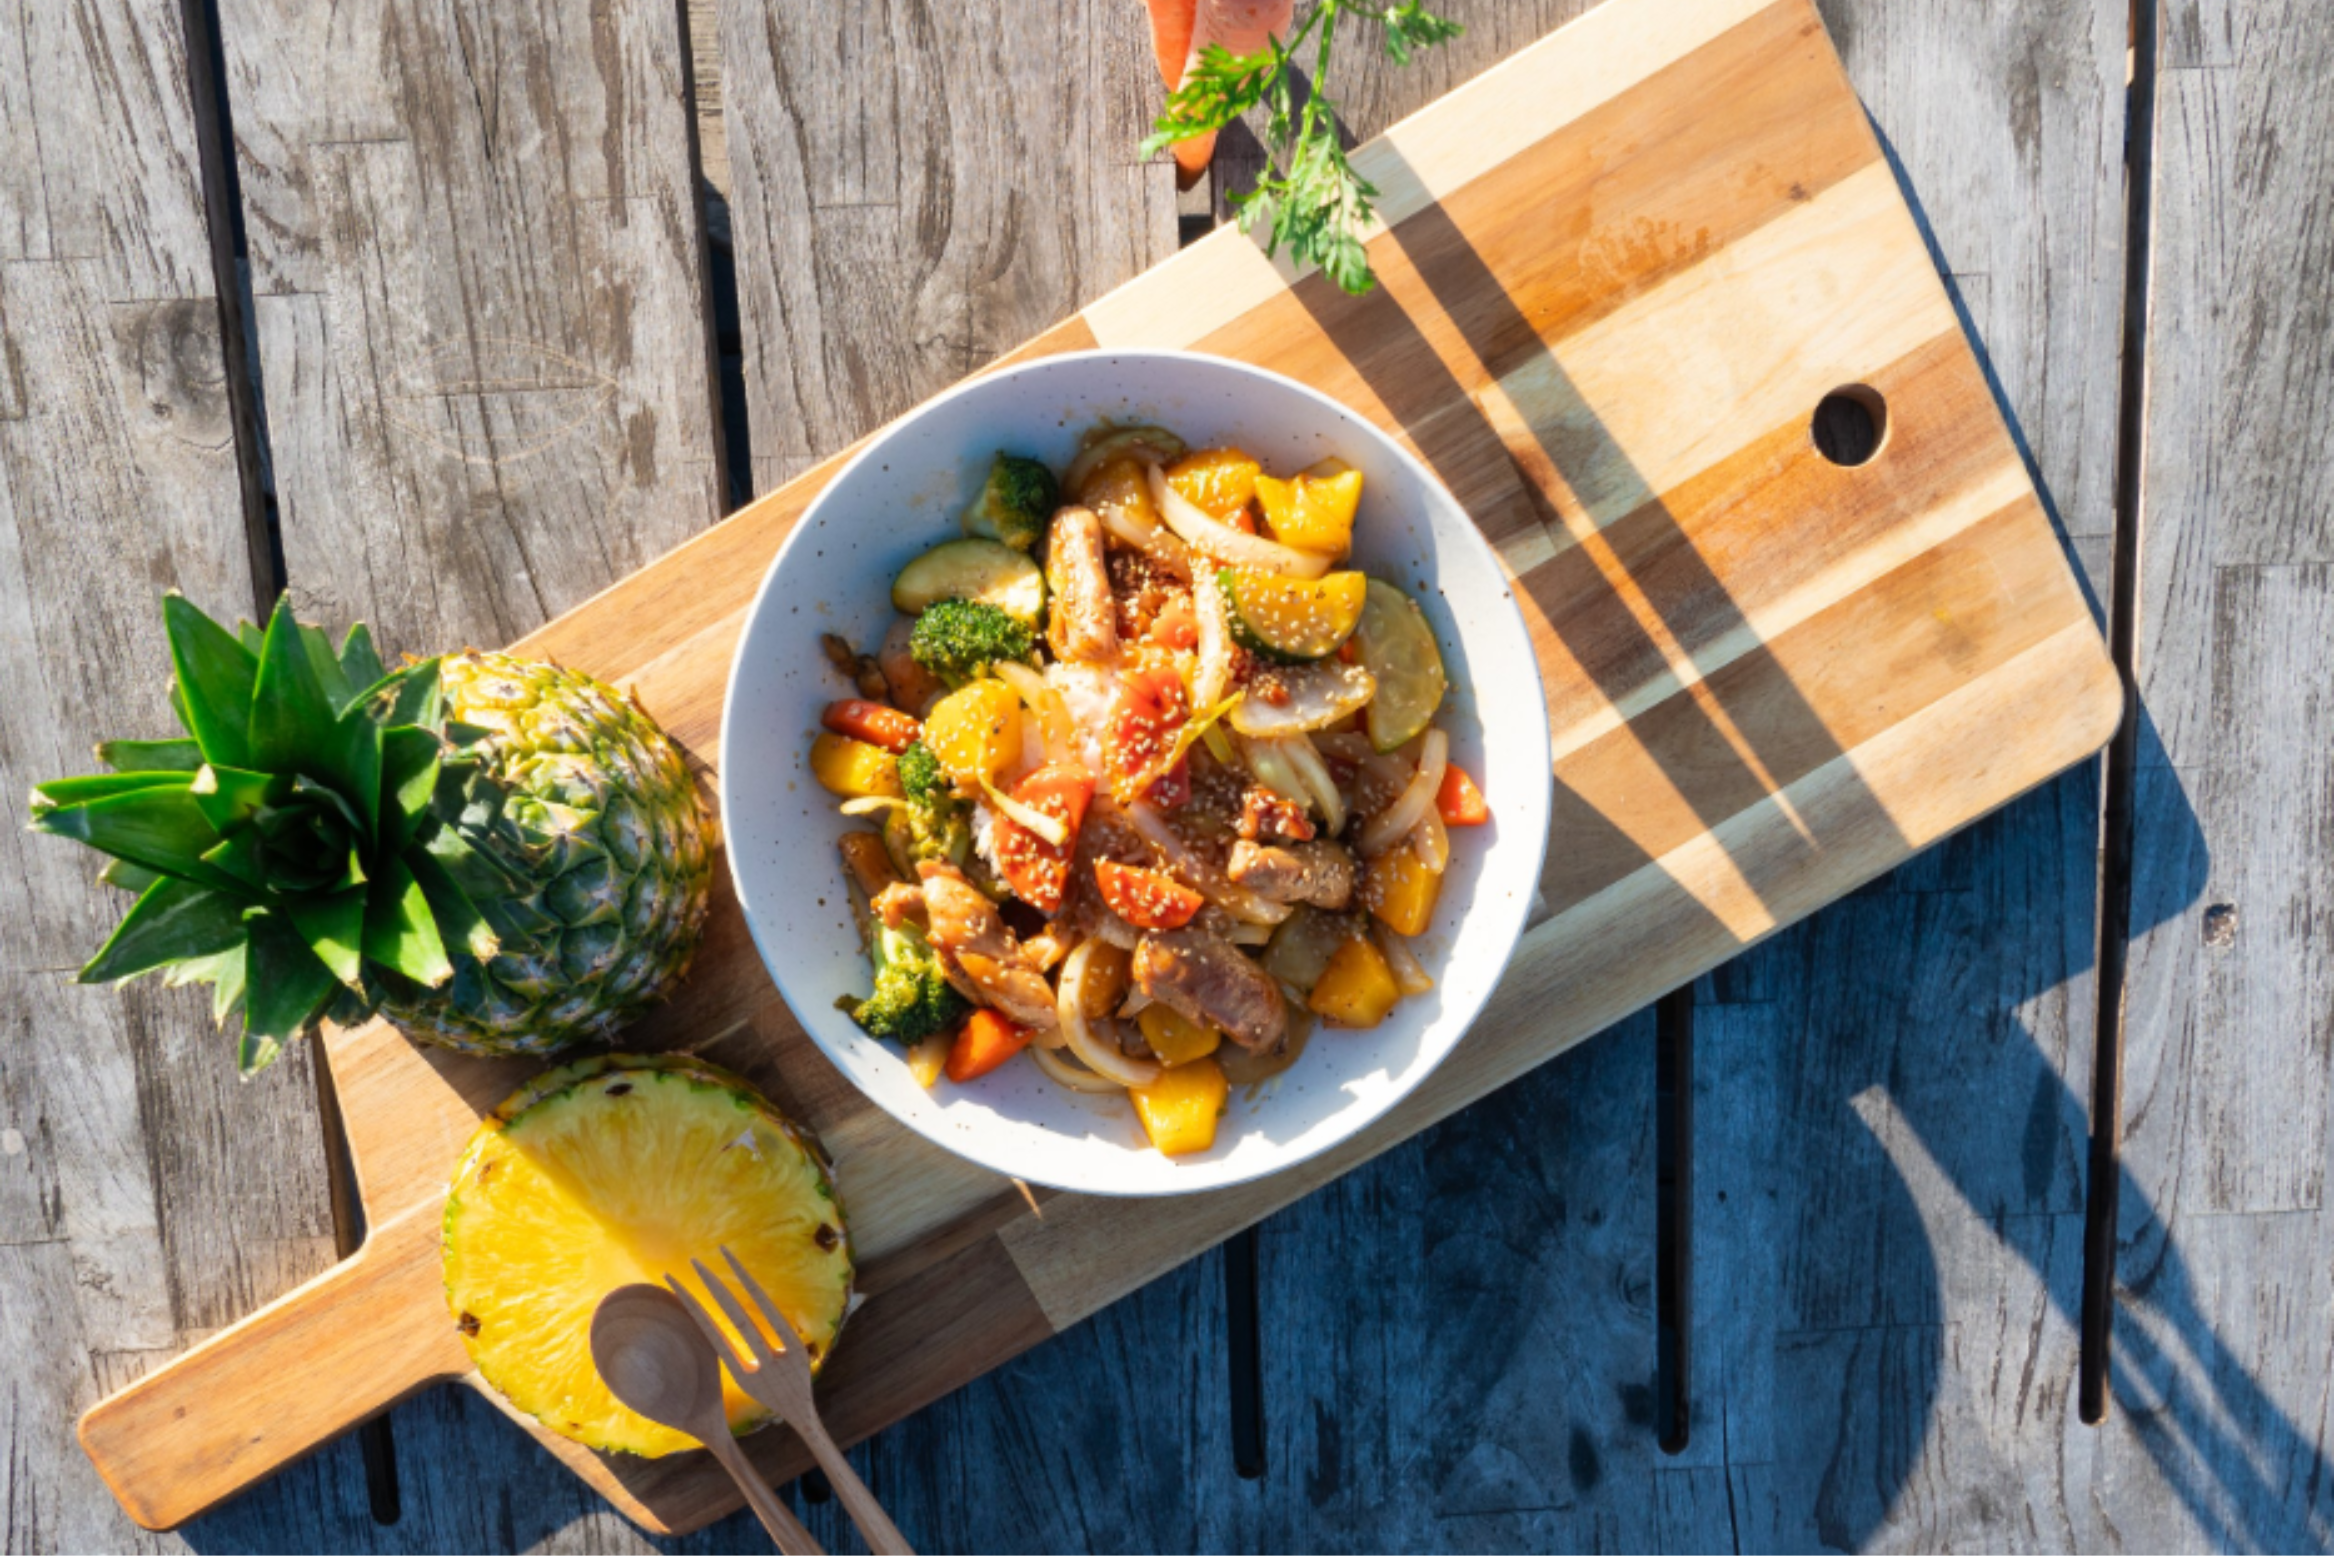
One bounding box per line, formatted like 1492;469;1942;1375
1435;762;1489;826
822;698;921;754
946;1009;1031;1083
1143;0;1295;185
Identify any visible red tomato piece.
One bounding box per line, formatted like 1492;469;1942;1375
1094;858;1205;930
991;764;1095;913
1435;762;1490;826
821;697;921;754
1108;665;1189;802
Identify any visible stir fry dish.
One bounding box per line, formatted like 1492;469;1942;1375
811;427;1490;1158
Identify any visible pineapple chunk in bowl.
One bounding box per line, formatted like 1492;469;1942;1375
721;350;1552;1196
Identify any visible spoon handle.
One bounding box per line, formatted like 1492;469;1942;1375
706;1432;825;1555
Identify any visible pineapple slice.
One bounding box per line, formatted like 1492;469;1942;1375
442;1054;853;1457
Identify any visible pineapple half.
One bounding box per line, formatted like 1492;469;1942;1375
26;593;714;1071
443;1054;854;1457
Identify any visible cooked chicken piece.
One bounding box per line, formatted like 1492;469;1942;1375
1236;785;1317;844
918;862;1059;1029
1045;506;1121;664
1226;839;1354;910
870;881;927;929
1133;928;1287;1050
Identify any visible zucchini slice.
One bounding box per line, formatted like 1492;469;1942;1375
1352;579;1446;751
891;538;1047;624
1221;567;1367;662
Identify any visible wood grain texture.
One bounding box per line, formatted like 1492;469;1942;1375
713;0;1176;491
72;0;2120;1541
2102;0;2334;1544
217;0;726;650
0;1;357;1549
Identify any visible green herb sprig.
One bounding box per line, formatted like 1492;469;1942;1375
1143;2;1462;295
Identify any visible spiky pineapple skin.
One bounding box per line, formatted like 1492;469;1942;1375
375;652;715;1057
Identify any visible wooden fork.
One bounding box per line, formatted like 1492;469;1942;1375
669;1251;916;1556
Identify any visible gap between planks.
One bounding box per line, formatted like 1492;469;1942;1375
2079;0;2162;1427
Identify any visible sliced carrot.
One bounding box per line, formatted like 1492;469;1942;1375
945;1009;1031;1083
821;697;921;754
1435;762;1490;826
992;764;1095;914
1095;859;1205;930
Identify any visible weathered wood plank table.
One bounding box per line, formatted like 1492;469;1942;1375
0;0;2326;1548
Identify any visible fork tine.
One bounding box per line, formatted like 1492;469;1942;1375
691;1257;780;1368
722;1246;810;1369
661;1275;751;1377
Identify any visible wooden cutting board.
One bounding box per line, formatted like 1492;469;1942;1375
77;0;2120;1533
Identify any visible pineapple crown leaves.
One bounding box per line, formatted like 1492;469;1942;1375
27;594;519;1076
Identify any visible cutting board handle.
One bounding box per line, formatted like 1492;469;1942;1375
78;1198;467;1531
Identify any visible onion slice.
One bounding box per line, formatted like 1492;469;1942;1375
1056;938;1162;1086
1125;801;1293;926
980;772;1069;848
1359;728;1449;856
1148;462;1331;579
840;796;908;817
1192;566;1236;710
1031;1042;1126;1094
1375;927;1435;995
1411;804;1451;874
1095;501;1195;579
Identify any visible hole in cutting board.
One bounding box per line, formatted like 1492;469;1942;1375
1812;385;1889;467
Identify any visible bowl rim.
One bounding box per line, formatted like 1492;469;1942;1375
718;346;1554;1195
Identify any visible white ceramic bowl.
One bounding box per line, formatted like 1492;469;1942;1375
721;350;1551;1195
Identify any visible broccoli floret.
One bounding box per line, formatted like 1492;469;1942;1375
897;740;947;805
891;741;972;869
961;452;1059;551
909;598;1033;686
849;918;969;1046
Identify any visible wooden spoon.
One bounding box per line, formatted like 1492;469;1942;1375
590;1285;825;1555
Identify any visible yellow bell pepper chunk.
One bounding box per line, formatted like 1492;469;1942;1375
1255;461;1362;559
1308;936;1402;1029
922;680;1022;784
1361;845;1442;937
1137;1003;1223;1067
1131;1055;1229;1157
1165;448;1262;520
809;732;902;799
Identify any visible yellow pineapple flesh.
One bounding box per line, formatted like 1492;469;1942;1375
442;1054;853;1457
